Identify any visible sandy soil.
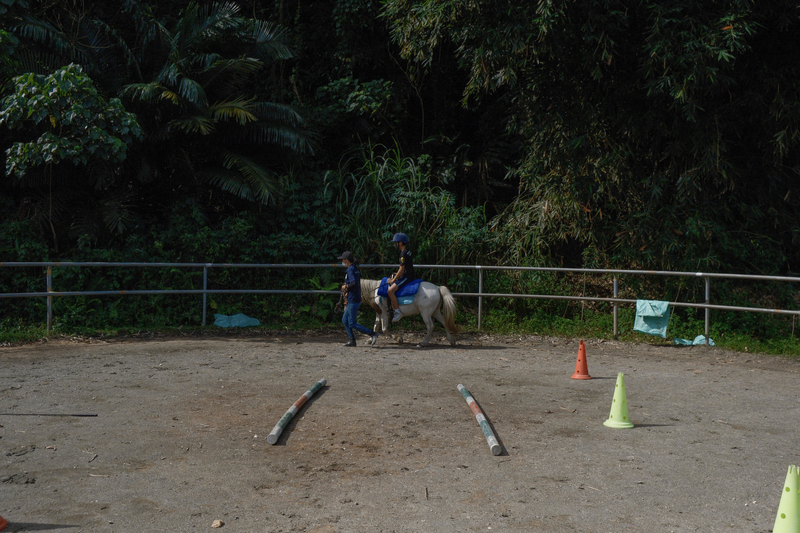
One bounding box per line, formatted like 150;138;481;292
1;329;798;532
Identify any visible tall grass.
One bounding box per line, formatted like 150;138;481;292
324;142;491;266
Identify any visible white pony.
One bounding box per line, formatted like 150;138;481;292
360;278;458;346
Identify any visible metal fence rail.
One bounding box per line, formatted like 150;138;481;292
1;262;798;344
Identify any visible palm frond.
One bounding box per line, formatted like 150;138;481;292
201;150;280;204
251;102;306;127
172;3;203;54
133;153;155;183
246;20;293;62
78;18;124;79
200;167;251;197
211;1;242;20
68;214;103;242
13;48;63;75
85;158;116;191
89;17;143;82
198;57;262;94
160;88;181;105
180;1;240;48
24;185;75;232
6;164;48;188
206;56;262;74
144;23;172;61
190;52;224;71
121;82;168;103
99;192;136;235
122;0;171;58
179;76;208;109
14;16;91;65
209;97;257;125
237;122;314;154
199;1;241;36
246;102;314;153
156;62;180;85
168;115;216;135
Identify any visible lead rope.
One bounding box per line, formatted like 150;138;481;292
334;285;347;314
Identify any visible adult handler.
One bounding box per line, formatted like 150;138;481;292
387;233;416;323
339;251;379;346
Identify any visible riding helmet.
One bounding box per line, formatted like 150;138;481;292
391;233;408;244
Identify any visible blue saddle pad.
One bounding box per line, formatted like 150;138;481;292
377;277;423;298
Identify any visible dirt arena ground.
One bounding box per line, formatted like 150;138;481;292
1;329;798;532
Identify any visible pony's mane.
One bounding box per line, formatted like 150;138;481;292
360;278;384;313
360;278;382;292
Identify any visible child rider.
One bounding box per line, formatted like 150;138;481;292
387;233;416;323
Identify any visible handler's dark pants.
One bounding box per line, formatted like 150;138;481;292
342;302;374;340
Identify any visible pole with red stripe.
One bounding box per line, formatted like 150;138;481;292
267;378;326;445
457;384;501;455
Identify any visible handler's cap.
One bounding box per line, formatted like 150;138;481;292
337;251;355;262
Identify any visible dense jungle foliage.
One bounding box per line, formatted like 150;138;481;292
0;0;798;351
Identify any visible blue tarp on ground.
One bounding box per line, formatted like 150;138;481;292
674;335;716;346
214;313;260;328
633;299;670;338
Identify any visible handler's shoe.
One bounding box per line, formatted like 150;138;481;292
342;339;357;347
370;332;380;345
392;309;403;323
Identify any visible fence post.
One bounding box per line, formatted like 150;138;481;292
46;266;53;332
477;266;483;331
613;275;618;340
202;265;208;326
704;276;711;345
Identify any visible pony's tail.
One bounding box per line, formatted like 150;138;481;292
439;285;459;332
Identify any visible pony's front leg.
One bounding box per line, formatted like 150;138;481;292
371;297;385;334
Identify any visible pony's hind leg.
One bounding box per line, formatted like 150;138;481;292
433;308;455;346
419;311;435;346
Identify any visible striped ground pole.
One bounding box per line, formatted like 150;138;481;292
267;378;327;445
457;384;501;456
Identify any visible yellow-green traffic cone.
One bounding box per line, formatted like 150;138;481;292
603;372;634;429
774;465;800;533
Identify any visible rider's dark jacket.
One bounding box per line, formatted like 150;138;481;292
397;248;416;283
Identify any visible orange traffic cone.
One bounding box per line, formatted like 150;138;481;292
571;339;592;380
0;514;7;531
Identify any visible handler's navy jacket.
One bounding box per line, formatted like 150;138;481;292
345;265;362;303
